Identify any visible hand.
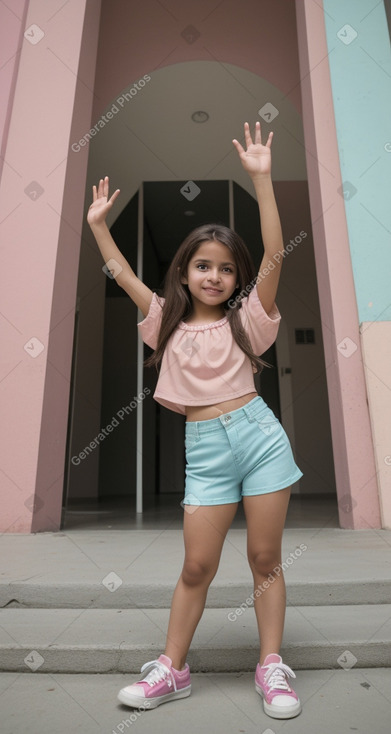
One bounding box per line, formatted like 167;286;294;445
232;121;273;178
87;176;120;227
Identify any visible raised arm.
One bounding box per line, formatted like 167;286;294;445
87;176;153;317
232;122;283;316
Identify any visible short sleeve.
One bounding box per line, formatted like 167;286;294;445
137;292;165;349
239;286;281;355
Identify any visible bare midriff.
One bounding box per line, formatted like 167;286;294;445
185;391;258;422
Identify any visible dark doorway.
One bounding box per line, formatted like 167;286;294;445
98;181;280;509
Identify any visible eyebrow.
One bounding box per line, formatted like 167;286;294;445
194;259;236;267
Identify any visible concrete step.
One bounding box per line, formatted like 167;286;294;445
2;578;391;608
1;604;390;673
2;526;391;608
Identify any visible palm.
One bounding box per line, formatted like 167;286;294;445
87;176;120;226
232;122;273;177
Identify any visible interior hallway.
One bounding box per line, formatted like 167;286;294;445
62;493;340;530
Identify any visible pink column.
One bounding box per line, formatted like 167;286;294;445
360;322;391;528
295;0;381;528
0;0;101;532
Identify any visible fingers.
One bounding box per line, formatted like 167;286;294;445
93;176;114;200
99;176;107;198
266;131;273;148
97;178;103;197
242;121;272;148
232;138;245;156
109;188;120;205
254;120;262;145
91;177;120;211
244;121;252;148
235;123;274;151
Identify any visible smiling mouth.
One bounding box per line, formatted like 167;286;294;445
203;287;223;294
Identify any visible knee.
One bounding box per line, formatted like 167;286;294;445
247;548;281;577
181;558;216;587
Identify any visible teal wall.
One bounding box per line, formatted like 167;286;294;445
323;0;391;322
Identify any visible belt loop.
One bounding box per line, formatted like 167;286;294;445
243;395;260;422
187;420;199;439
243;403;255;422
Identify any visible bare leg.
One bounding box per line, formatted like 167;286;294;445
243;487;291;666
164;502;238;670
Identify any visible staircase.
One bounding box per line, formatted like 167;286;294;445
1;526;391;673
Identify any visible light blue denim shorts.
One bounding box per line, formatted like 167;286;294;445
183;396;303;506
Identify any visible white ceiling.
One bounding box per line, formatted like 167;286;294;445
85;60;307;229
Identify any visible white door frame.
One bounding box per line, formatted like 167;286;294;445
275;320;298;493
135;180;272;511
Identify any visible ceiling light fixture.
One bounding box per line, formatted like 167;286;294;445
191;111;209;123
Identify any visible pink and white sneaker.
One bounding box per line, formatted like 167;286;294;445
255;653;301;719
118;654;191;709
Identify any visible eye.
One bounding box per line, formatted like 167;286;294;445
223;267;233;273
196;263;208;270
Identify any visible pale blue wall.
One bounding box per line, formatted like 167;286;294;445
323;0;391;322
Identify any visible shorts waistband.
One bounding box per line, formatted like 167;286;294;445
185;396;267;437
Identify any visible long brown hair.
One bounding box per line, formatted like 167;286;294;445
145;224;272;373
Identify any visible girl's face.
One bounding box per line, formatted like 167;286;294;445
182;240;238;307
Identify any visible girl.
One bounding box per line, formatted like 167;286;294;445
87;122;303;720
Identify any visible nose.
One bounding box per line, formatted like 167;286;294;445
207;270;221;283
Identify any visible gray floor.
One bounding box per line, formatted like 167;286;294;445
62;492;340;530
3;494;390;734
2;669;391;734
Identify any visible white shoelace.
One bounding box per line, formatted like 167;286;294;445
264;661;296;691
140;659;177;691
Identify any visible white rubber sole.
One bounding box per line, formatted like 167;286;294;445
118;684;191;710
255;684;302;719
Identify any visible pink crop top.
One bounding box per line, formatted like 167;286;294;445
137;287;281;415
